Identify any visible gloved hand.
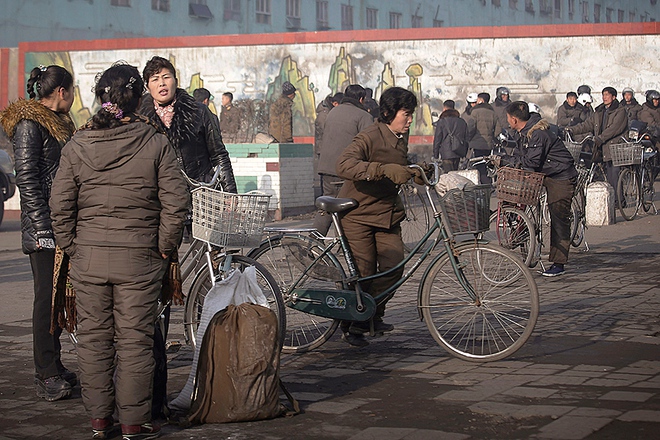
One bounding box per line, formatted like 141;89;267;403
488;155;502;167
593;136;603;149
35;230;55;250
380;163;415;185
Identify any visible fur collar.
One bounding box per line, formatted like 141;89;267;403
0;98;75;145
140;88;199;151
526;118;550;139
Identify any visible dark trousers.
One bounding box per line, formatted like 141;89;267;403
605;161;620;204
70;246;166;426
341;218;404;321
441;158;460;172
544;177;576;265
312;174;343;235
473;149;492;184
29;250;65;380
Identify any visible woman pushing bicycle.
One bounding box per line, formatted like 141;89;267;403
335;86;424;346
493;101;578;277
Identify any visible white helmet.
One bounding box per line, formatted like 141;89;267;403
467;93;478;103
528;102;541;114
577;93;593;106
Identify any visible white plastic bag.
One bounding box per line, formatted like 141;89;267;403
435;173;475;196
170;266;268;412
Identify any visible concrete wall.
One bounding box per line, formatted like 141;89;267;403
8;23;659;138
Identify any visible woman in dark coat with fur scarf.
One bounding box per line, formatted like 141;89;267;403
139;56;236;192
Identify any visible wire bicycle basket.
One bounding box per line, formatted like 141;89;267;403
564;141;583;163
191;187;271;248
438;184;492;236
495;167;545;205
609;143;643;167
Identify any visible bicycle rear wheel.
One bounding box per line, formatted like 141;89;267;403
399;183;431;253
570;194;586;247
483;207;536;267
248;235;344;353
617;167;639;221
420;242;539;362
184;255;285;350
642;164;655;213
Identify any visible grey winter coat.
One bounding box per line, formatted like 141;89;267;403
318;99;373;176
468;103;502;151
50;121;189;258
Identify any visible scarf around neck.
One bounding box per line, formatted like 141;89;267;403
154;99;176;128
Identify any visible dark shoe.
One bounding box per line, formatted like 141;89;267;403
348;320;395;335
61;368;78;386
121;422;161;440
341;332;369;347
91;417;114;439
542;264;565;277
35;375;72;402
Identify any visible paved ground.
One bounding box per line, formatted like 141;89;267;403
0;203;659;439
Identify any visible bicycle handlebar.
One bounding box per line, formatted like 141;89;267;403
181;167;223;190
407;162;440;187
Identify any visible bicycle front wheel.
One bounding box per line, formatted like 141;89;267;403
420;242;539;362
184;255;285;350
399;183;431;253
249;235;343;353
483;207;537;267
617;167;640;221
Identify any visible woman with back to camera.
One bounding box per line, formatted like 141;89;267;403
0;64;76;402
50;62;188;440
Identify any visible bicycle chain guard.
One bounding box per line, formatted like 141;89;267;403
287;288;377;322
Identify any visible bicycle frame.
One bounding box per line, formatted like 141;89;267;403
281;184;480;322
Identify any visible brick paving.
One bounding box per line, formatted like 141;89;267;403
0;208;658;439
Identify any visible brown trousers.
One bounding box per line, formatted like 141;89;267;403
69;246;166;426
341;218;404;319
544;176;576;265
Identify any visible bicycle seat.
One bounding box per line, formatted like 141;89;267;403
315;196;358;213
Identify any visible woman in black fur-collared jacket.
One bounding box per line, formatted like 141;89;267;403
139;56;236;192
0;65;77;401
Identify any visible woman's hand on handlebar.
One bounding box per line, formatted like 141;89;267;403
407;161;440;186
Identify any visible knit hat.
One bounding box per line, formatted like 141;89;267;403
282;81;297;95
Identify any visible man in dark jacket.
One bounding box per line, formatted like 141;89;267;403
620;88;643;123
432;108;468;172
269;81;296;143
469;93;501;183
313;84;374;234
569;87;627;199
220;92;240;143
493;86;511;131
363;88;380;119
556;92;588;128
500;101;578;277
639;90;660;134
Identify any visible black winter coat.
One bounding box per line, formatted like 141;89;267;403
140;89;236;192
505;113;577;181
0;99;75;254
432;109;469;160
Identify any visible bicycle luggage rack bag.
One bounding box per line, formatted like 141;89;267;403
438;184;492;236
495;167;544;205
191;187;271;248
609;143;643;167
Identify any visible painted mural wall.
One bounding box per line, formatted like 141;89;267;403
22;32;660;139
